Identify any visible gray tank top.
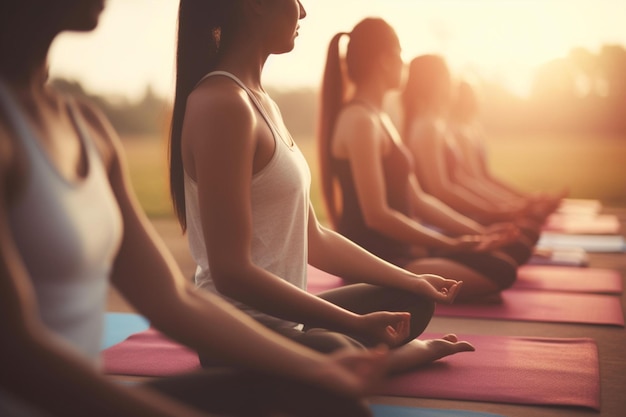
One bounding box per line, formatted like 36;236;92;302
0;80;123;415
184;71;311;330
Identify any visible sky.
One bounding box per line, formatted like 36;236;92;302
49;0;626;101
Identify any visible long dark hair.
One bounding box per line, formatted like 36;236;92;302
317;18;399;228
169;0;242;232
400;54;450;143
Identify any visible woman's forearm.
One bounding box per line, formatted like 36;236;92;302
308;223;426;292
412;192;484;235
1;326;206;417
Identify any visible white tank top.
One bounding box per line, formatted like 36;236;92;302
0;80;123;416
184;71;311;330
0;80;123;360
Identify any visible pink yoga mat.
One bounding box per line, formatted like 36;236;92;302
306;265;346;294
543;213;620;234
516;265;623;294
102;328;200;376
435;290;624;326
307;265;624;295
102;329;600;410
381;333;600;411
308;265;624;325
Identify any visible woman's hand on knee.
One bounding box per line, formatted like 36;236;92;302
414;274;463;304
355;311;411;347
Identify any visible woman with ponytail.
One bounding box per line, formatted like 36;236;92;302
318;18;527;300
169;1;472;374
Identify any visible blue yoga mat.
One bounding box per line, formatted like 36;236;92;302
371;404;504;417
102;312;150;349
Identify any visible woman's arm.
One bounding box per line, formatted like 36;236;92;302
408;174;486;235
409;123;510;219
307;204;462;303
0;126;209;417
449;130;527;208
333;107;463;251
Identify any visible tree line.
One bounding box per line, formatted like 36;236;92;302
52;43;626;139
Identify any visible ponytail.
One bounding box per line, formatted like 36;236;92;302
318;18;399;227
318;32;349;228
169;0;241;232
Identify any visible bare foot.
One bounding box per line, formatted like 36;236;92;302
386;333;475;374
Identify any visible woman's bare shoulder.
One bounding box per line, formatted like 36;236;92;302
335;103;379;137
184;77;258;145
188;76;253;115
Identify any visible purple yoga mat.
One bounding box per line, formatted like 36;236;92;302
307;265;624;295
515;265;623;294
101;329;600;410
102;328;200;376
308;265;624;325
380;333;600;410
435;290;624;326
306;265;345;294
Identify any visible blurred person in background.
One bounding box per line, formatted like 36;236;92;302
319;19;529;301
400;55;559;243
447;79;565;221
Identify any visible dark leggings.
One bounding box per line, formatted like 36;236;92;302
426;250;518;290
192;285;432;416
274;284;434;353
497;238;534;266
145;368;372;417
198;284;434;358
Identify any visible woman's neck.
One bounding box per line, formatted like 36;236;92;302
216;36;268;94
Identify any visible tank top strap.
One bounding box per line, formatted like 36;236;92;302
0;79;105;183
64;97;106;170
195;71;279;140
347;99;402;145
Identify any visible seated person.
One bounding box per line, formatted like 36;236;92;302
169;4;473;377
448;80;565;222
400;55;560;242
318;20;527;301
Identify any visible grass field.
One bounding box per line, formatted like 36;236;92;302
121;132;626;221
